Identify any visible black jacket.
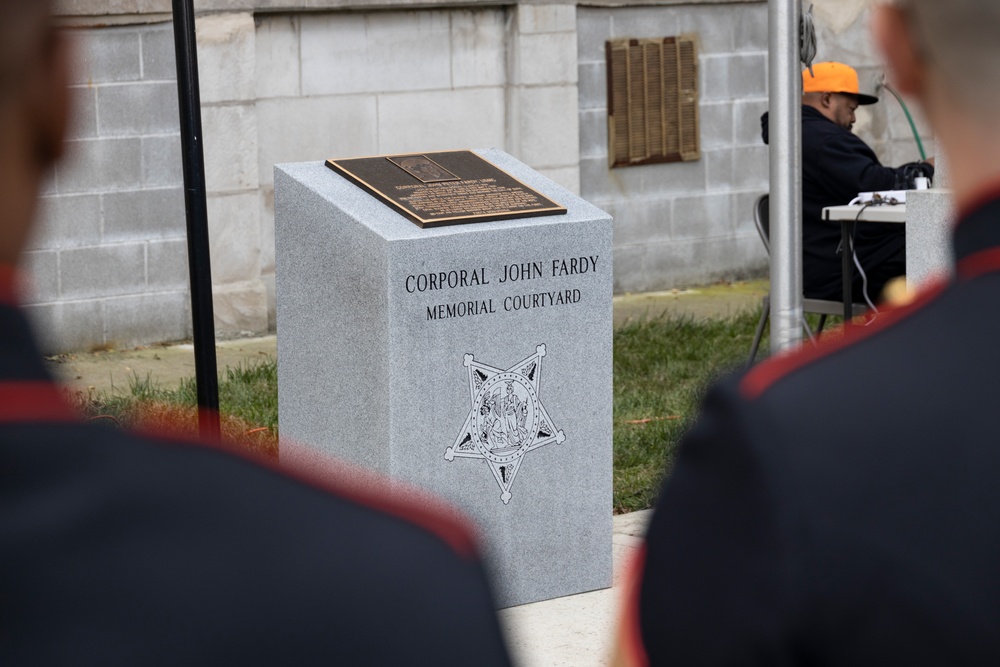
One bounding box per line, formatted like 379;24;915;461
632;194;1000;664
0;284;511;666
762;106;932;299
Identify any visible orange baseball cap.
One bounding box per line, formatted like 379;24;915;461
803;62;879;105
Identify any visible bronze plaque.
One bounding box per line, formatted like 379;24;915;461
326;150;568;228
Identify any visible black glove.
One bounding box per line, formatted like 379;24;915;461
894;161;935;190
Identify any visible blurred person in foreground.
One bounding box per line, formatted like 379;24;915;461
0;3;510;665
613;1;1000;664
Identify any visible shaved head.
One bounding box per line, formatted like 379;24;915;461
898;0;1000;110
875;1;1000;209
0;2;51;82
0;0;68;265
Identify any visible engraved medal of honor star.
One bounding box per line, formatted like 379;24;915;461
446;345;566;505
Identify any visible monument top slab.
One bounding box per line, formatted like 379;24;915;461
277;149;605;242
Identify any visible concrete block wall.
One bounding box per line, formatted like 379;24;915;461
44;1;922;348
577;4;769;293
255;6;580;327
22;22;192;353
24;17;271;354
506;4;581;193
810;0;935;170
196;13;268;334
28;6;587;351
255;8;511;330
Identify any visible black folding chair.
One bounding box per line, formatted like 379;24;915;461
747;194;867;367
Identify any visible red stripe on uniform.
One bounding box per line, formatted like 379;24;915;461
740;281;947;400
277;445;482;560
0;265;18;306
0;383;480;557
956;183;1000;223
619;546;651;667
144;433;481;560
0;381;78;423
956;248;1000;281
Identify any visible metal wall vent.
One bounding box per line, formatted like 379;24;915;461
606;36;700;168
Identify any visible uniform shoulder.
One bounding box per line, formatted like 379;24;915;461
0;422;511;665
48;423;482;561
740;282;948;402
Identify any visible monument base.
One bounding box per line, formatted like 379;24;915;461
906;188;955;289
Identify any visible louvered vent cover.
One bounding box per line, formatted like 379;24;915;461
606;36;700;168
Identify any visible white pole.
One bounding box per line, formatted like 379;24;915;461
768;0;804;353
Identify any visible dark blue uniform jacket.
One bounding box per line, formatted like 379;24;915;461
0;278;511;666
632;192;1000;665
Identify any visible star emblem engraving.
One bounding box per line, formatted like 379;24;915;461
445;344;566;505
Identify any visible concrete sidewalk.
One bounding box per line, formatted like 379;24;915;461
499;510;651;667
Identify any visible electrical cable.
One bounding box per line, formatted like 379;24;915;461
882;81;928;161
835;197;863;256
850;203;878;314
851;235;879;314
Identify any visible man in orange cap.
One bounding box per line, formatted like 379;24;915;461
762;61;934;304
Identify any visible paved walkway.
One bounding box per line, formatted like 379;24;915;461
499;510;651;667
47;336;280;397
612;279;766;327
47;280;765;395
42;282;763;666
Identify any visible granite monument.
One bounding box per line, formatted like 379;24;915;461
275;149;613;607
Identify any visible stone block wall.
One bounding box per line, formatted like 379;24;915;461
254;5;580;329
29;6;587;352
196;13;268;335
28;0;928;350
578;4;770;293
24;16;271;353
506;5;581;191
254;7;506;333
22;22;191;353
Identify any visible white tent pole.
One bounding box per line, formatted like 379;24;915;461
768;0;804;353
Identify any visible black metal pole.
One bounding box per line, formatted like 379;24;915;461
171;0;220;439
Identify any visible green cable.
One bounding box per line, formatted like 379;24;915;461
883;82;927;161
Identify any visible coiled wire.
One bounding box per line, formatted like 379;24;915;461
801;1;817;72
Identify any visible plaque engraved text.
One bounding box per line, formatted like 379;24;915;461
326;150;567;228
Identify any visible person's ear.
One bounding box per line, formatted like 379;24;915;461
872;3;925;97
821;92;834;109
26;29;71;167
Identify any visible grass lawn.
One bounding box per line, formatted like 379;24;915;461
76;361;280;460
78;308;785;513
612;310;769;512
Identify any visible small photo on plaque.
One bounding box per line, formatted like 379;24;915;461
387;155;460;184
326;150;568;229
